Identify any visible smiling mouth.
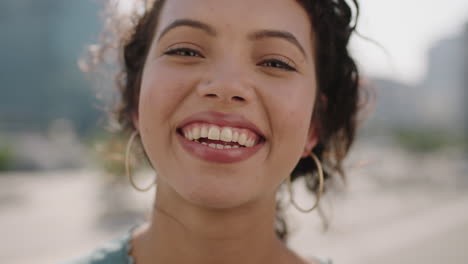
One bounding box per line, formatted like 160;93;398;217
177;122;265;150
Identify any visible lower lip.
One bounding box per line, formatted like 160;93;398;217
176;133;264;163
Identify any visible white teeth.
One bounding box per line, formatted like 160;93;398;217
208;126;220;140
183;124;259;148
232;131;239;142
192;126;200;140
220;127;233;142
200;126;208;138
201;142;232;150
238;133;247;146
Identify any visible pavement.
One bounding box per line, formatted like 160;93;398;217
0;143;467;264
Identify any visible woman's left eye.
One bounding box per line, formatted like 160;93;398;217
258;59;297;72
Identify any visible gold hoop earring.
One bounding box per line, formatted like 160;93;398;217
125;131;154;192
287;152;324;213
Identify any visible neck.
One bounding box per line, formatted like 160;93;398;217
131;181;296;264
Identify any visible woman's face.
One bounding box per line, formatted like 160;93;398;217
136;0;318;209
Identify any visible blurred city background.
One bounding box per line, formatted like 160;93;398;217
0;0;467;263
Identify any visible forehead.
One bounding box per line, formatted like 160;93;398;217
156;0;313;47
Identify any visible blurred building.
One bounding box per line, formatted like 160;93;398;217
464;24;468;139
419;23;467;131
0;1;103;170
0;0;102;134
368;78;419;129
370;23;468;135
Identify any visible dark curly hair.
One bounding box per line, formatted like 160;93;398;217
93;0;362;241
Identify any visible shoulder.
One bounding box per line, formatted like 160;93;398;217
62;232;133;264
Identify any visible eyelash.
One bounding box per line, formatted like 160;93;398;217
164;48;297;72
258;58;297;72
164;48;205;58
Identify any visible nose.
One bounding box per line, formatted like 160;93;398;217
196;65;254;104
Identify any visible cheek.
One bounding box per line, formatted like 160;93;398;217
140;65;187;117
268;78;315;138
265;79;316;173
138;63;201;134
278;97;314;152
138;64;195;161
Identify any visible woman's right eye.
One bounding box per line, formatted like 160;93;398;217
163;48;204;58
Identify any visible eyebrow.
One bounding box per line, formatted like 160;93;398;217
248;30;307;59
157;19;307;59
157;19;217;41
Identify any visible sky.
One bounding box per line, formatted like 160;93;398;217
118;0;468;85
353;0;468;85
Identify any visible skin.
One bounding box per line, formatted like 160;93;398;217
131;0;320;263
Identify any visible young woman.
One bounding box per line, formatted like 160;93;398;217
70;0;361;263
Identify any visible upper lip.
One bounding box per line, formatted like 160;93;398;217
177;111;265;139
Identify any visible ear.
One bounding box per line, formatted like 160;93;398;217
301;121;319;158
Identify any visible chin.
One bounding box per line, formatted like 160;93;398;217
187;193;252;210
174;177;260;210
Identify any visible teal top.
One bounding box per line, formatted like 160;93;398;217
65;228;331;264
65;230;135;264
